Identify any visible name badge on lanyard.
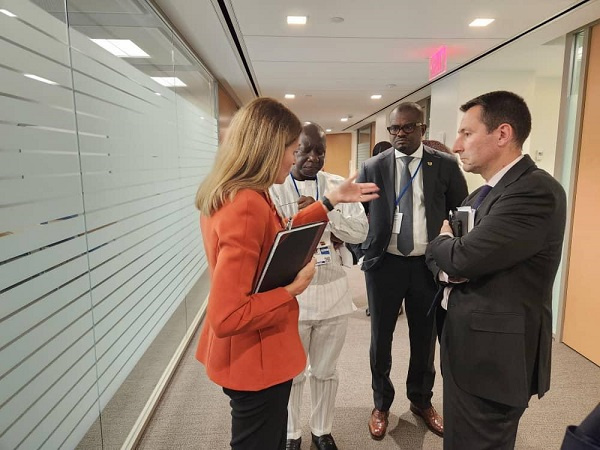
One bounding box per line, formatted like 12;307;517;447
314;241;331;266
392;212;403;234
290;173;329;264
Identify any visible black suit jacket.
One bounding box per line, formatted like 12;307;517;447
426;155;567;407
561;404;600;449
356;145;468;271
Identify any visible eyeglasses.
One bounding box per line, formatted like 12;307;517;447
387;123;424;135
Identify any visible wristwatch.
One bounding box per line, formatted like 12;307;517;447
322;196;334;211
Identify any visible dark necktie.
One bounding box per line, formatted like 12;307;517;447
472;184;492;209
397;156;414;256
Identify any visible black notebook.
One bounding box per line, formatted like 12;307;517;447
449;207;475;237
254;221;327;294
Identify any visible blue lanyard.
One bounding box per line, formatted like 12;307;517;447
289;173;319;201
395;159;422;208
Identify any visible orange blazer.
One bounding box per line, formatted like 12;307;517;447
196;189;328;391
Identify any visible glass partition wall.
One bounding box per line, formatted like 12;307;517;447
0;1;216;448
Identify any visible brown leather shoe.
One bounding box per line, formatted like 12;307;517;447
410;403;444;437
368;408;389;440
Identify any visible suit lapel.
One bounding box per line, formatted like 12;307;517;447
378;150;396;219
422;148;440;221
474;155;536;225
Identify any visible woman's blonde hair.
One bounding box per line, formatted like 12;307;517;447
195;97;302;216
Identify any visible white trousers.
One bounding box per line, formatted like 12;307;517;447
287;315;349;439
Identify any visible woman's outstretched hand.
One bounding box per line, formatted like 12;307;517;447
327;173;379;206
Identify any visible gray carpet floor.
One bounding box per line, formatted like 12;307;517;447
137;267;600;449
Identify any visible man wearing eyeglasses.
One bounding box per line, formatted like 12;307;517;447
356;102;468;440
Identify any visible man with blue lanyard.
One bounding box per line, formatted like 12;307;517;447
270;122;368;450
356;102;468;440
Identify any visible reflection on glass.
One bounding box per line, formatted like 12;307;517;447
551;30;586;334
0;0;216;449
560;31;585;185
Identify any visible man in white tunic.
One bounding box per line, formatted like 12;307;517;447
270;122;368;450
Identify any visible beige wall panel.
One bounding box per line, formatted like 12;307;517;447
563;25;600;365
324;133;352;178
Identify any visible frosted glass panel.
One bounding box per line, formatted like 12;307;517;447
0;0;217;448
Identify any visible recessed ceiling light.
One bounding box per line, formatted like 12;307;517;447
340;117;349;122
91;39;150;58
386;83;397;89
371;94;382;100
151;77;187;87
0;9;17;17
24;74;58;85
469;18;494;27
330;17;344;23
287;16;307;25
285;94;295;99
325;129;332;132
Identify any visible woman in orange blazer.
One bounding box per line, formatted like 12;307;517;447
195;97;378;450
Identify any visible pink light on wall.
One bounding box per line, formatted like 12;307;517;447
429;46;447;80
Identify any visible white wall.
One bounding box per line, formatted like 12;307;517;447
530;77;563;174
374;113;389;144
428;69;562;192
429;73;461;149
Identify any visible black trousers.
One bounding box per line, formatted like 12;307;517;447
441;329;525;450
436;305;446;345
365;253;437;411
223;379;292;450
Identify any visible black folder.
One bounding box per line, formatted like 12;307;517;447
254;221;327;293
449;207;475;237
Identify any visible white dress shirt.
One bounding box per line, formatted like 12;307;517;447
269;171;368;320
387;144;428;256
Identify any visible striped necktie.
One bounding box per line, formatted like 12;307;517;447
472;185;492;209
396;156;414;255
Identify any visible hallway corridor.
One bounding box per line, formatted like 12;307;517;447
137;267;600;449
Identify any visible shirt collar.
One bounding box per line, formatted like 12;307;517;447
395;143;423;160
486;154;524;187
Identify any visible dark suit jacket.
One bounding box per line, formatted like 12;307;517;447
562;426;600;450
426;155;567;407
561;404;600;450
356;145;468;271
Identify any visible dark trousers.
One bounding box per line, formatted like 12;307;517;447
436;305;446;345
223;379;292;450
441;330;525;450
365;253;437;411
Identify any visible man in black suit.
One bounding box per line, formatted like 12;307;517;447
426;91;567;449
357;102;468;439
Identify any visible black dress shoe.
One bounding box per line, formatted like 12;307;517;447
311;433;338;450
286;437;301;450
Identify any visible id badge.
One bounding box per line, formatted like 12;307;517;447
314;241;332;266
392;212;403;234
